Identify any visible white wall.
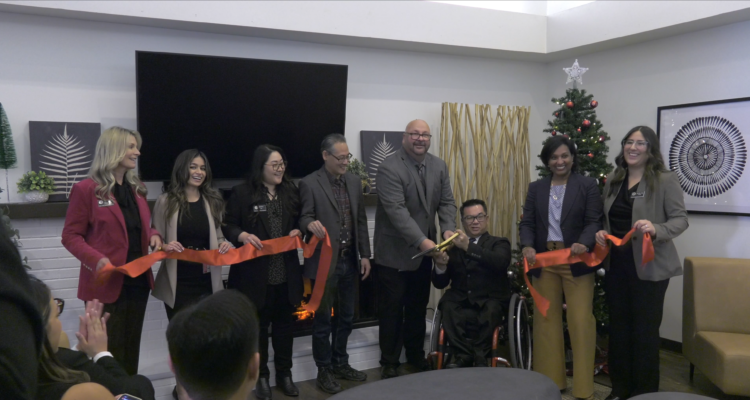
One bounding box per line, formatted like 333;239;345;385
1;9;547;378
5;6;749;361
545;19;750;342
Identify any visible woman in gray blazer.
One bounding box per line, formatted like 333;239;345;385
152;149;230;320
596;126;688;400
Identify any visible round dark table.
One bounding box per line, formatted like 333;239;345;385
328;368;560;400
630;393;717;400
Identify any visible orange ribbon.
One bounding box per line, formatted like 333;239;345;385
95;233;333;312
524;228;654;317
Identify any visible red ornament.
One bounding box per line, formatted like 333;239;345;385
599;136;605;142
555;112;560;117
582;119;591;128
563;134;569;138
551;130;557;136
588;153;594;158
603;177;607;183
577;128;582;133
590;100;598;109
566;101;574;109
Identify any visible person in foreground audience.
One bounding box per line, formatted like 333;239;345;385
597;126;688;400
431;199;511;368
299;134;372;394
520;135;602;400
222;144;303;399
29;277;154;400
62;126;163;375
152;149;230;321
374;119;457;378
0;231;44;400
167;290;260;400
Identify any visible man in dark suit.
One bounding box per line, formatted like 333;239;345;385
299;134;372;394
374;119;457;378
432;199;512;368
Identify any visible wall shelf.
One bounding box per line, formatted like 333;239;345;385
5;194;379;220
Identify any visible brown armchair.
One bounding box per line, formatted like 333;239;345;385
682;257;750;396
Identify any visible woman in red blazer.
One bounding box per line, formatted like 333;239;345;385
62;126;162;376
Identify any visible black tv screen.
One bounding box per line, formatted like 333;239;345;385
136;51;348;181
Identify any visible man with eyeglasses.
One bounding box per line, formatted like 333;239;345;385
374;119;457;378
299;133;372;394
432;199;511;368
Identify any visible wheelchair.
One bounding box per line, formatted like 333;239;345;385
427;290;532;370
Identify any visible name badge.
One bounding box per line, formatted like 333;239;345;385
253;205;267;212
97;199;115;207
631;192;645;199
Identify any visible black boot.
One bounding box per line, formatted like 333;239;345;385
316;367;343;394
278;376;299;397
255;377;272;400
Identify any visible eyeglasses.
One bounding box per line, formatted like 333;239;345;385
329;152;353;162
623;140;649;149
54;298;65;316
265;161;287;171
407;132;432;140
462;213;488;223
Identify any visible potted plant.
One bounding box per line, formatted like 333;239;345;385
346;158;372;194
17;170;55;203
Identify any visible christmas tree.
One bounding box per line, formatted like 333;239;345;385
509;60;614;331
0;103;18;202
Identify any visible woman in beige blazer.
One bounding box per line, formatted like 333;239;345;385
596;126;688;400
152;149;229;322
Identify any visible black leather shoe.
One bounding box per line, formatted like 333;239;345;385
396;363;423;376
446;356;474;369
332;364;367;381
380;365;398;379
278;376;299;397
316;367;342;394
254;377;272;400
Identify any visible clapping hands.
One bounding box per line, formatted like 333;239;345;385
75;299;110;359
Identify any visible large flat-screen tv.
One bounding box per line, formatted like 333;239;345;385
136;51;348;181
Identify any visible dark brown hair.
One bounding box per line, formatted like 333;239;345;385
607;126;669;197
163;149;225;226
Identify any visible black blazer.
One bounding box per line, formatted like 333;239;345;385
519;173;603;278
432;233;512;306
37;348;155;400
222;183;303;309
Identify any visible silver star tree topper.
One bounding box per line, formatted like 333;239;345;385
563;59;588;85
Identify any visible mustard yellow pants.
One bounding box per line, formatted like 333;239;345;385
532;261;595;398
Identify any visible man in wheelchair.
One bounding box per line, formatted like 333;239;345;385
432;199;512;368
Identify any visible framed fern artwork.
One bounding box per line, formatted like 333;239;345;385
29;121;100;202
360;131;403;194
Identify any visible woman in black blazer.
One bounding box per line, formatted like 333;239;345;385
519;136;603;400
223;144;303;400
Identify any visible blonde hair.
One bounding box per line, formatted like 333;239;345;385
89;127;147;199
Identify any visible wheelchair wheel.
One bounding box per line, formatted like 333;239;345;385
508;293;532;370
429;309;442;354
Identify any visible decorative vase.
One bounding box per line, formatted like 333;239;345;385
23;191;49;203
362;180;372;194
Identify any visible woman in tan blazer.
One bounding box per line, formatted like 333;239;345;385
152;149;230;321
596;126;688;400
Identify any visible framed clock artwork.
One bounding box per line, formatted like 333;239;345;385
657;97;750;216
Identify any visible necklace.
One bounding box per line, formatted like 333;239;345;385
551;184;566;201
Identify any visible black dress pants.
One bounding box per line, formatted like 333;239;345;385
258;282;296;379
439;297;505;362
102;278;150;376
377;257;432;367
605;253;669;398
165;275;213;321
